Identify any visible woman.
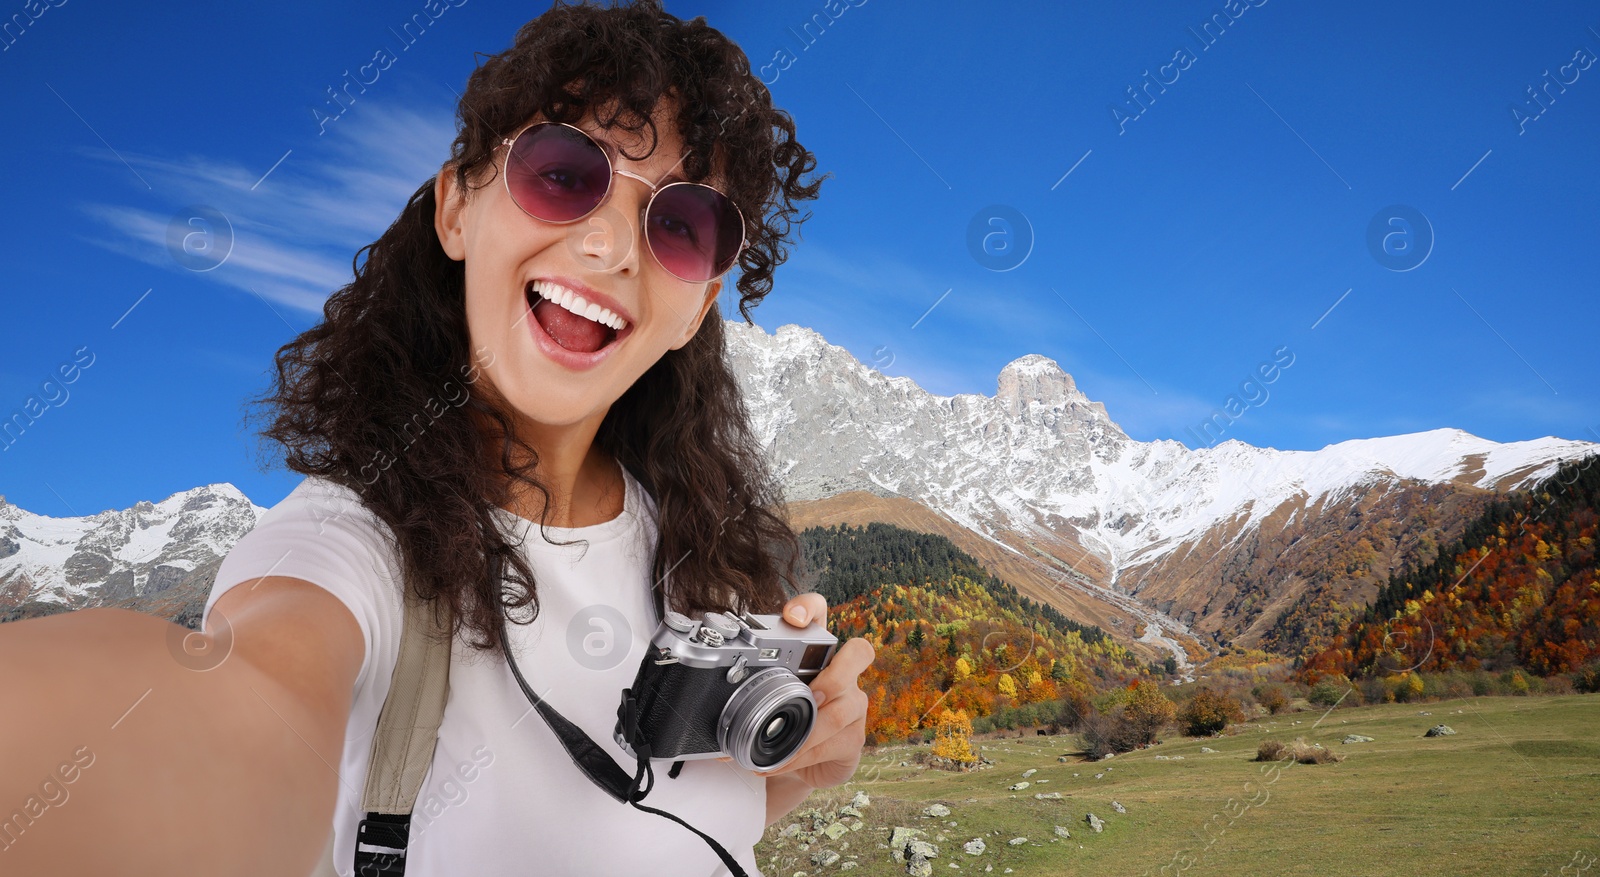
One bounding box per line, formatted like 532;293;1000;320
0;2;873;875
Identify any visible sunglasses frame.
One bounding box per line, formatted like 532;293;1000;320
499;121;748;283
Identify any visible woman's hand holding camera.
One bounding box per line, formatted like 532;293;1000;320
725;592;875;790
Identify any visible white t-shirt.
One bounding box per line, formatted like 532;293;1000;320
202;464;768;877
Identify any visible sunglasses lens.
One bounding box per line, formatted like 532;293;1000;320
505;124;611;222
648;183;744;282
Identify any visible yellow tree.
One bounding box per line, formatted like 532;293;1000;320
998;673;1017;699
931;708;976;763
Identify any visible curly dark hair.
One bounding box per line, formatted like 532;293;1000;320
247;0;828;657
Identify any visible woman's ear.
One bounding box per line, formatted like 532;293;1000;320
671;279;724;350
435;166;467;262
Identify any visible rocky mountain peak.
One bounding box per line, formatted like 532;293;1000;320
997;354;1080;405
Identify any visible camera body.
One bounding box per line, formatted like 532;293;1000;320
613;607;839;773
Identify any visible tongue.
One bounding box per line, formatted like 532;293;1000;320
533;297;610;354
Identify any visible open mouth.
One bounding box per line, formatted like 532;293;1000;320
525;279;626;354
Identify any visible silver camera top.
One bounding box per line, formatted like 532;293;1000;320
652;608;838;683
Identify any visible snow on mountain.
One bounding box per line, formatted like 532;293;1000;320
5;319;1592;648
0;484;265;607
723;320;1597;589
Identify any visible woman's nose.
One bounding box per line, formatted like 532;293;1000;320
571;176;648;277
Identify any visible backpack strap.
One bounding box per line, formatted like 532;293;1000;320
352;584;454;876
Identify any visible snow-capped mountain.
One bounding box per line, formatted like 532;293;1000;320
4;319;1592;658
0;484;265;612
723;320;1597;653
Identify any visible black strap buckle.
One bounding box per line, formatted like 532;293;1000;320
355;812;412;876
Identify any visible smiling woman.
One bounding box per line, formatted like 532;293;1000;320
0;2;878;877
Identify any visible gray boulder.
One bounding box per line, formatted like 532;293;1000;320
1085;813;1105;833
1424;724;1457;737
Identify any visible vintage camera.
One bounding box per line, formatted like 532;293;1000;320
613;607;839;773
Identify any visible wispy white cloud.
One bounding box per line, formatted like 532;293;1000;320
72;103;458;315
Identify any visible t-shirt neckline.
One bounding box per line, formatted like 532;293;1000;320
490;458;638;545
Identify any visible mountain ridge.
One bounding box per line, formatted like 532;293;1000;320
4;319;1593;662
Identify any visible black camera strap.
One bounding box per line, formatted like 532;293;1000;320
492;557;752;877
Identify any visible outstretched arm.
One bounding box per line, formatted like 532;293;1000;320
0;577;362;876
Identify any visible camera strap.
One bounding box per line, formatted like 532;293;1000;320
351;546;752;877
499;594;751;877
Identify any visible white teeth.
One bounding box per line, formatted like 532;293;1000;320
530;279;627;331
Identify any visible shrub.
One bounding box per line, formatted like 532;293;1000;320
1255;736;1344;765
1308;680;1348;707
1077;708;1146;761
1256;738;1286;762
1055;682;1097;731
1573;661;1600;694
1123;681;1177;744
1359;675;1390;704
1179;687;1246;736
1253;683;1289;715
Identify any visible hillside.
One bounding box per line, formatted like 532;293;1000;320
797;522;1149;744
1302;454;1600;681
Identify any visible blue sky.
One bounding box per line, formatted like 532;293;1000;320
2;0;1597;516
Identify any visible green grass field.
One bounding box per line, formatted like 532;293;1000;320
758;694;1600;876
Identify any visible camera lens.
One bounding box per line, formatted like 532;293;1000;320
717;667;815;772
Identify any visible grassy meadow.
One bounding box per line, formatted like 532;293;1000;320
758;693;1600;876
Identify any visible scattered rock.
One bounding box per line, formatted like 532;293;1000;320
850;822;862;832
1007;782;1030;791
1093;773;1105;780
1111;801;1126;814
1053;825;1072;839
963;839;986;856
812;849;841;867
1342;734;1375;744
1170;756;1184;760
889;827;928;862
1057;756;1070;763
825;822;849;840
1425;724;1457;737
1021;768;1037;778
1154;755;1169;760
1200;747;1217;753
780;823;803;838
1419;711;1431;716
1085;813;1105;833
851;791;871;809
1034;792;1063;800
924;804;951;818
840;863;857;871
839;805;863;819
1007;837;1028;846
